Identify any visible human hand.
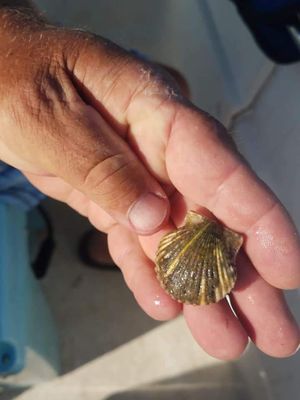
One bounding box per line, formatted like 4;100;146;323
0;7;299;360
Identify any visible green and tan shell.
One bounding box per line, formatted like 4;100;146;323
155;211;243;305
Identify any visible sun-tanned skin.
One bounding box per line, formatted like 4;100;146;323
0;1;299;360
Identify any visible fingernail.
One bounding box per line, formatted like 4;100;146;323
128;193;168;234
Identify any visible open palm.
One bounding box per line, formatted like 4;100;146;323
2;26;299;360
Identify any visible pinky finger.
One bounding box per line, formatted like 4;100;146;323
108;224;182;321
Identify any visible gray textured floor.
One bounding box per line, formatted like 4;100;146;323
41;200;160;373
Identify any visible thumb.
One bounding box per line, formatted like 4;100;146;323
51;36;174;234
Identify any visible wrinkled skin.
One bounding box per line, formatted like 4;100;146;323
0;8;299;360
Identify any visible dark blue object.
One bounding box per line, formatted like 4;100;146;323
231;0;300;63
244;0;300;14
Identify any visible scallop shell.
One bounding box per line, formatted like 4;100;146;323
155;210;243;305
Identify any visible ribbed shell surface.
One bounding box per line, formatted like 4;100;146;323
155;211;243;305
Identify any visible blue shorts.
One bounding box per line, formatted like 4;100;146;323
0;162;45;211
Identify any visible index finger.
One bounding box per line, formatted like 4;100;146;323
165;106;300;289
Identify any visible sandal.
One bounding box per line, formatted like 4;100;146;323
78;229;117;270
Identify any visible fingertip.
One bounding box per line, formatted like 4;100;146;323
128;192;169;235
108;223;180;321
134;288;182;321
214;339;249;361
257;320;300;358
119;256;182;321
207;328;249;361
231;253;300;358
122;263;182;322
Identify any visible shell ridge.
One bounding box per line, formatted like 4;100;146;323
216;240;226;296
191;229;211;303
156;228;193;271
223;228;243;260
164;222;211;278
218;241;235;295
213;245;222;301
166;227;207;302
164;224;212;303
215;242;226;299
183;225;211;302
157;228;189;257
198;230;214;304
206;231;219;303
156;227;198;261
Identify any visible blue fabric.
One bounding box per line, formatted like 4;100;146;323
0;162;45;211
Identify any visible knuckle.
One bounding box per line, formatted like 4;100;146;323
8;54;79;131
25;68;72;122
121;63;179;117
68;31;180;113
80;153;140;208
